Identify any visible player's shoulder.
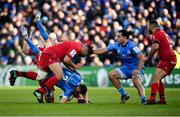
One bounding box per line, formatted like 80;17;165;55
127;40;137;48
153;29;165;37
108;42;118;48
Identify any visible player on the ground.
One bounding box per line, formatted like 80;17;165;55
93;30;147;104
145;20;177;104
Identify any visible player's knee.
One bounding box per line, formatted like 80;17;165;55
55;73;64;80
36;69;48;80
22;48;29;55
108;72;117;81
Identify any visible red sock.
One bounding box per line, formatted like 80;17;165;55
149;82;159;101
17;71;37;80
39;76;59;94
159;82;165;100
17;71;23;76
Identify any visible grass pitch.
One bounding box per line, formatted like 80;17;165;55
0;87;180;116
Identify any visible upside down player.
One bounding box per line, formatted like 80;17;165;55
47;67;89;103
9;25;89;103
145;20;177;104
93;30;147;104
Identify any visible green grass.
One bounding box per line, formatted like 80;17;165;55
0;87;180;116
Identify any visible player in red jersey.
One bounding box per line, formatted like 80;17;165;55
145;20;177;104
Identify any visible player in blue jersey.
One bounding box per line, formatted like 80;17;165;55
39;67;89;103
93;30;146;104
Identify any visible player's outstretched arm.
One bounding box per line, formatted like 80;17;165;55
93;48;108;54
63;55;82;69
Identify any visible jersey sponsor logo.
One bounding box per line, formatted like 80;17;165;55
132;46;140;53
70;49;77;57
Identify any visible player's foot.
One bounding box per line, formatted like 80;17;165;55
45;90;54;103
34;10;41;22
9;70;18;86
156;99;166;104
120;94;130;104
33;90;44;103
141;99;147;104
20;26;28;39
145;100;156;105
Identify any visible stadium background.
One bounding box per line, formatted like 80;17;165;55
0;0;180;116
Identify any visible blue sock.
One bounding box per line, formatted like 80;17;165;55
36;20;49;41
140;96;146;102
118;87;127;96
25;37;40;55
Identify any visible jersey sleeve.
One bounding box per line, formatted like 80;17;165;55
63;88;74;99
66;43;81;60
131;45;142;56
66;49;78;60
152;34;161;44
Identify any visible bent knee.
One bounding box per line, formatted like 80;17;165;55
108;71;119;80
55;73;64;80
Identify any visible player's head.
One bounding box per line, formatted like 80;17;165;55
80;44;93;56
116;30;133;44
76;84;87;95
49;33;58;45
148;20;159;34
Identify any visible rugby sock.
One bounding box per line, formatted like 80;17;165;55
118;87;127;96
39;76;59;94
149;82;159;101
159;82;165;100
36;20;49;41
25;37;40;55
140;95;146;102
17;71;37;80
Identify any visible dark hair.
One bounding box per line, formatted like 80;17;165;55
149;20;159;27
118;30;133;39
84;45;93;55
79;84;87;95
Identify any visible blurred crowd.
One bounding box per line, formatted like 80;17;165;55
0;0;180;68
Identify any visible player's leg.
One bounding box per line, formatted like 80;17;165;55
146;68;167;104
21;26;30;54
9;68;48;86
21;26;40;55
34;62;64;103
157;79;166;104
108;67;130;103
34;10;49;41
132;74;146;104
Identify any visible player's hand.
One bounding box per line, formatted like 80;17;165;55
132;70;140;77
78;99;86;103
76;63;84;69
144;57;148;61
